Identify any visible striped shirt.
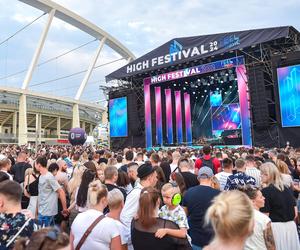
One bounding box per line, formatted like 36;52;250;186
215;172;232;191
245;167;261;188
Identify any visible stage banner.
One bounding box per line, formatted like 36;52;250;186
107;26;291;80
155;87;163;145
165;89;173;144
175;91;183;144
147;56;244;85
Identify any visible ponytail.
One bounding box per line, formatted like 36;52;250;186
137;187;160;228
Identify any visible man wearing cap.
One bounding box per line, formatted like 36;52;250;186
120;162;158;250
182;167;220;250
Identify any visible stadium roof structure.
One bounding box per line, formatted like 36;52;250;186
1;0;136;145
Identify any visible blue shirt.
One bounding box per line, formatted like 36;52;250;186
224;171;256;190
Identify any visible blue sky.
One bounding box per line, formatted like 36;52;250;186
0;0;299;106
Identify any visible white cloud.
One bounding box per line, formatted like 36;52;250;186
128;21;144;29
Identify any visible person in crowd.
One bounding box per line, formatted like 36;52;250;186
96;163;106;182
72;169;96;213
107;189;129;250
203;191;254;250
36;156;68;227
170;151;181;173
214;158;233;191
160;160;171;182
14;227;70;250
127;162;139;188
104;166;127;214
120;150;134;173
0;171;10;182
210;176;220;190
70;180;122;250
178;158;198;190
56;160;69;192
48;163;59;176
157;183;190;240
131;187;191;250
150;153;160;168
0;180;34;249
194;145;221;175
276;159;293;188
97;149;108;164
268;150;277;164
170;172;187;197
182;167;220;250
0;157;12;180
224;158;256;190
245;155;261;188
254;148;265;163
154;165;167;191
120;163;158;249
10;151;31;184
260;162;299;250
116;154;124;169
24;162;39;218
135;152;145;166
238;185;276;250
117;169;132;194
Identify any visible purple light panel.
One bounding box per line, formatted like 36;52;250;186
175;91;183;143
165;89;173;144
155;87;163;145
144;79;152;148
184;93;192;144
236;65;252;146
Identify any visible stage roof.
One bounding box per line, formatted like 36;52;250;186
106;26;299;81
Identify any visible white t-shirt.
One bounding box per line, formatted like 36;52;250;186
114;220;129;245
245;209;271;250
215;172;232;191
72;209;120;250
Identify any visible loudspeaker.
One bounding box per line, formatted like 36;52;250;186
248;66;269;128
127;92;143;136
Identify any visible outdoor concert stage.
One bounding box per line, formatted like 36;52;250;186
106;26;300;150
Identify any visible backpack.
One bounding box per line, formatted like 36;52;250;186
201;157;216;174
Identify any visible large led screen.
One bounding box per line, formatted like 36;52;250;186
210;92;222;107
212;103;241;130
277;64;300;127
109;97;128;137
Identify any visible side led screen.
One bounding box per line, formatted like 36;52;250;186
277;64;300;127
212;103;241;130
109;97;128;137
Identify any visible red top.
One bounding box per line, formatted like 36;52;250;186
194;155;221;173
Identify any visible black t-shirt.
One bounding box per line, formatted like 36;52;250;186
132;218;191;250
10;162;32;183
260;184;296;222
182;185;220;247
180;171;199;190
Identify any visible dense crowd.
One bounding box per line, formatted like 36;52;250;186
0;144;300;250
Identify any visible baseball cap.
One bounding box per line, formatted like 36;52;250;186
198;166;214;179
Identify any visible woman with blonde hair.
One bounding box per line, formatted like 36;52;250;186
71;180;122;250
276;159;293;187
260;162;299;250
204;191;254;250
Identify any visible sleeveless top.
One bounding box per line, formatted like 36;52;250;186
26;174;39;196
